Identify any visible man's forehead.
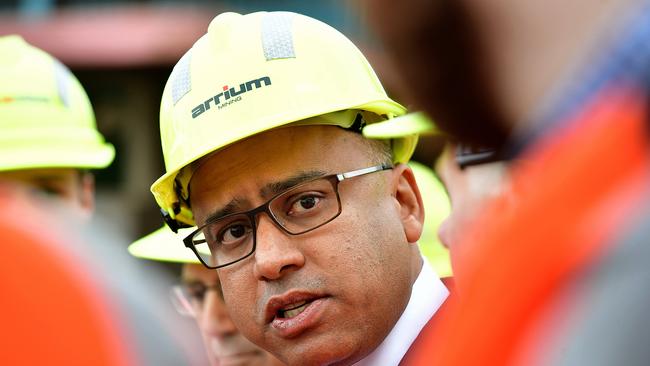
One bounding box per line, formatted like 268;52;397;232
190;126;364;192
192;159;327;195
200;124;364;165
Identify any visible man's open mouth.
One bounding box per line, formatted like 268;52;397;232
277;300;313;319
265;292;331;338
265;291;326;323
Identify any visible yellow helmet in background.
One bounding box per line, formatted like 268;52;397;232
0;35;115;171
363;111;439;138
151;11;418;228
128;226;199;264
410;161;452;278
363;113;452;276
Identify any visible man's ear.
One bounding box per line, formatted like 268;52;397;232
390;164;425;244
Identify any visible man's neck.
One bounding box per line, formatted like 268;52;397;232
355;258;449;366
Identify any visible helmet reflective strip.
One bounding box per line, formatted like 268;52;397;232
261;12;296;60
53;60;71;107
171;52;192;105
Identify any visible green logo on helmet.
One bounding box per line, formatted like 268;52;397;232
191;76;272;119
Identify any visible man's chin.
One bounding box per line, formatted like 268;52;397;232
271;339;361;366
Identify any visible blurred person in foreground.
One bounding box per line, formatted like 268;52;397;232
365;0;650;365
148;11;450;365
130;162;451;365
0;36;202;365
0;183;203;365
0;183;134;365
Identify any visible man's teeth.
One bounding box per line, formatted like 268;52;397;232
284;303;309;318
279;300;309;318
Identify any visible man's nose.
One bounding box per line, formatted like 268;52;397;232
199;289;238;339
253;213;305;281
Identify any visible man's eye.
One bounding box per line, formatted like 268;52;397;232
289;195;321;215
217;222;252;245
33;185;66;199
186;283;207;302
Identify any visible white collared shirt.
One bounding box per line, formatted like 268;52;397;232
354;258;449;366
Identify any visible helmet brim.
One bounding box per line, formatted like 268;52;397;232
0;128;115;171
363;112;441;138
128;226;199;264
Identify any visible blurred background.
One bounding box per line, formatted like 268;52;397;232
0;0;444;250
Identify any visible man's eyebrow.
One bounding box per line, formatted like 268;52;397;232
201;170;327;224
203;197;248;225
34;176;67;184
260;170;327;198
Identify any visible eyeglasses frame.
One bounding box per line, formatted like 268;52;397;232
184;163;393;269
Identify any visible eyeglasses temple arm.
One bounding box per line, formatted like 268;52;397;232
336;164;392;181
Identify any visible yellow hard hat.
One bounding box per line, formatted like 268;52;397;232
410;161;452;278
128;226;199;264
0;35;115;171
362;111;439;139
151;11;417;228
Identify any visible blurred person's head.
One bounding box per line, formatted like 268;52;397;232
363;2;650;364
364;0;639;146
364;114;511;264
180;263;285;366
0;35;114;216
150;12;427;365
434;145;510;256
130;227;284;366
0;168;95;215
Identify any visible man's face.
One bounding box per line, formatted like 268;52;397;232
181;263;284;366
189;125;423;365
0;168;94;216
435;145;509;260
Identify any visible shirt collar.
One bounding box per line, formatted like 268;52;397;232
354;258;449;366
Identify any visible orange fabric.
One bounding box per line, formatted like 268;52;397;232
0;186;135;365
403;86;650;365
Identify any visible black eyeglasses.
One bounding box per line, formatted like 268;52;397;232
184;164;393;269
169;282;223;318
455;144;505;169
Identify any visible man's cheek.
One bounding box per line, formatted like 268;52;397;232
222;278;257;323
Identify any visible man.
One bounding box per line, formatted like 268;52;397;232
149;11;448;365
128;163;452;365
129;226;286;366
365;0;650;364
0;35;114;214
